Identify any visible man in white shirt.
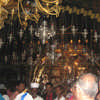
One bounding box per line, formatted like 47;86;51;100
30;82;43;100
3;95;9;100
14;80;33;100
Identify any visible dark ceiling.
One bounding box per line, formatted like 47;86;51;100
63;0;100;11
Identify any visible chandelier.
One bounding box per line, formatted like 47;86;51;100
0;0;9;6
35;20;56;44
0;0;62;29
0;5;8;29
0;0;100;30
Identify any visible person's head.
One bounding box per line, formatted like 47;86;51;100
30;82;39;97
16;80;25;93
96;91;100;100
7;84;16;97
55;85;64;97
7;86;15;97
72;73;98;100
46;82;53;93
0;84;7;95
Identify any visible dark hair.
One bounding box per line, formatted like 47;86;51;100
7;86;16;92
16;80;25;86
55;84;65;95
0;89;7;95
46;82;53;87
55;85;64;90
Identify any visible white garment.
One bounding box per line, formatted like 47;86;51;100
54;96;65;100
14;92;33;100
3;95;9;100
32;95;43;100
66;92;73;98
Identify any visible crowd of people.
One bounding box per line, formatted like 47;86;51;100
0;73;100;100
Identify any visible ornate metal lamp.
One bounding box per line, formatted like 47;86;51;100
35;20;56;44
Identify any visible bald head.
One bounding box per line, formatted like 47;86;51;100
76;73;98;98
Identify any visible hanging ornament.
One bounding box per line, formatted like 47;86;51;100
94;30;98;42
19;28;24;39
86;39;88;44
66;5;70;11
70;40;73;44
76;9;80;15
35;20;55;44
73;7;77;13
29;24;34;36
78;39;81;44
0;38;3;48
69;8;72;14
82;29;88;39
90;14;95;19
80;8;85;14
60;25;66;34
8;33;13;43
71;25;77;36
95;13;99;19
88;10;92;16
83;10;87;16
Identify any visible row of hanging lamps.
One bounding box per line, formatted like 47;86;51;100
68;6;99;68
